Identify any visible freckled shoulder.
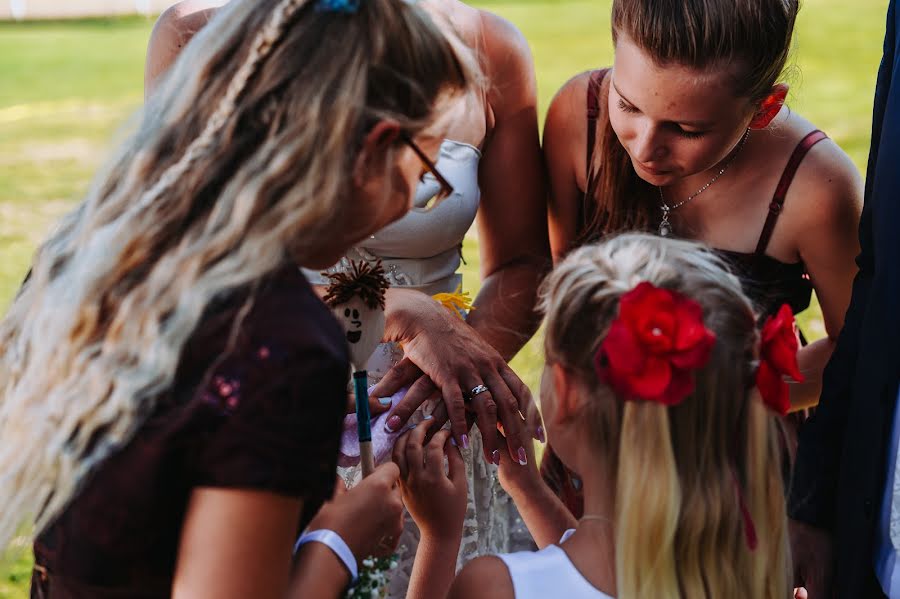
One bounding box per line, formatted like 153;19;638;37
771;111;863;254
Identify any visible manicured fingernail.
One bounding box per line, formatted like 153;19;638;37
423;414;434;421
492;450;501;466
536;426;546;443
450;438;458;447
517;447;528;466
385;416;401;432
461;434;470;450
378;397;393;406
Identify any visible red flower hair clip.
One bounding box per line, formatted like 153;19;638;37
755;304;805;416
594;282;716;406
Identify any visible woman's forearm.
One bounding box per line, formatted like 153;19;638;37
467;259;547;362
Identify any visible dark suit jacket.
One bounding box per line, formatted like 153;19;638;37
789;1;900;596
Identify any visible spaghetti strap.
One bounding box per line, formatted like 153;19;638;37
585;69;610;182
754;130;829;255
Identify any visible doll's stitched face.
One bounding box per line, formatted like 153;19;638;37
331;294;385;367
343;307;362;344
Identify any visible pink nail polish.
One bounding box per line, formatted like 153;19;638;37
492;450;500;466
537;426;546;443
385;415;401;432
461;434;470;450
517;447;528;466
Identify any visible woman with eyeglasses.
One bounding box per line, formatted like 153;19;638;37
146;0;550;591
0;0;474;597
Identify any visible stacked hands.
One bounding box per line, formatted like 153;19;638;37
310;289;543;582
309;418;538;581
371;288;544;467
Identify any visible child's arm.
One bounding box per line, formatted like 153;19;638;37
393;422;468;599
497;435;577;548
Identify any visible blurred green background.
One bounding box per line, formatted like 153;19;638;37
0;0;889;595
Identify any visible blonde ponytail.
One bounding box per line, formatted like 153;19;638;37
539;233;792;599
615;402;681;599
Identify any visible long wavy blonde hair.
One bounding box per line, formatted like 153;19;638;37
0;0;471;550
540;233;791;599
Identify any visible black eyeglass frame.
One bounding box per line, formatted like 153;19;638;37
400;134;455;209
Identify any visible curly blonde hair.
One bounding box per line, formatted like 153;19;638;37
0;0;471;550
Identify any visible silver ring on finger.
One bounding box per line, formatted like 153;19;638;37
463;384;490;404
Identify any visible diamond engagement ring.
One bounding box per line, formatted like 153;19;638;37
464;384;490;403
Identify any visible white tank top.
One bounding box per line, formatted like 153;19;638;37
304;138;481;296
498;530;615;599
303;138;481;380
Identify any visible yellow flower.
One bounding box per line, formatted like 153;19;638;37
431;285;475;319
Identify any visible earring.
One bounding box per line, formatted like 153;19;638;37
749;86;788;130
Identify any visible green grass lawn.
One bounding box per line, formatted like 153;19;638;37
0;0;889;595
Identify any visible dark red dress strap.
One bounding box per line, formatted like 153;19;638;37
754;130;829;255
585;68;610;177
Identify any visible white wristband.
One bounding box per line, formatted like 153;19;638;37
294;529;359;583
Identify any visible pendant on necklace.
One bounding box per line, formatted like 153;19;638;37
658;206;672;237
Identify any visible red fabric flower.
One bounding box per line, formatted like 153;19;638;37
594;282;716;406
756;304;805;415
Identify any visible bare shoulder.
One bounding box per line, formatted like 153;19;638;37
146;0;226;93
448;555;515;599
151;0;224;47
543;70;599;183
476;9;533;70
546;70;595;134
472;8;537;111
782;113;863;232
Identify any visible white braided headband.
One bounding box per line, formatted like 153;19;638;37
132;0;306;214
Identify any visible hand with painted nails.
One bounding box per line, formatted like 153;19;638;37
345;390;392;417
493;430;541;497
372;287;544;469
339;386;415;468
392;419;468;544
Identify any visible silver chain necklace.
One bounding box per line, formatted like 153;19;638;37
657;129;750;237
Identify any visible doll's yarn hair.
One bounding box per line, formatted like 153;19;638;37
323;260;390;310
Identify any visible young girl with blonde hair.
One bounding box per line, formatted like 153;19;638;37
395;233;802;599
0;0;473;596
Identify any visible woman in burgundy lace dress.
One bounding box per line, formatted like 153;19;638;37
0;0;472;597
